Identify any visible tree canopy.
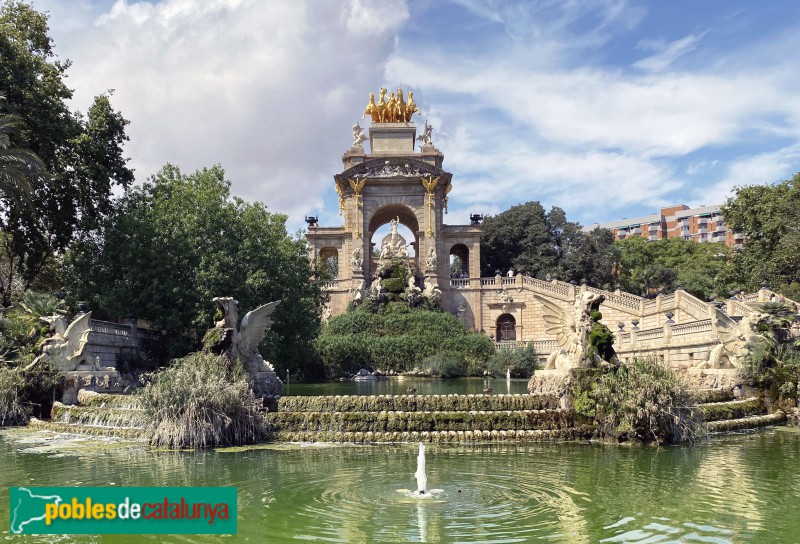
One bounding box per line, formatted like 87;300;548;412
480;202;616;287
614;236;731;300
64;164;323;378
0;0;133;305
721;172;800;300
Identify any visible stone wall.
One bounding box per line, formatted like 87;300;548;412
87;319;154;368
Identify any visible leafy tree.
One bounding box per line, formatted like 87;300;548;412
0;1;134;305
0;98;43;209
480;202;616;287
721;173;800;298
64;164;323;378
615;236;731;300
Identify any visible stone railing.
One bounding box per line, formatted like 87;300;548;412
727;300;752;316
677;291;712;320
586;286;641;312
321;279;340;290
671;319;712;337
501;277;515;285
450;278;470;288
521;276;572;299
495;339;559;354
90;320;131;337
480;278;496;287
635;328;665;343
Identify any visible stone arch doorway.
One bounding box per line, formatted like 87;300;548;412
449;243;469;278
496;313;516;342
318;246;339;278
367;204;420;278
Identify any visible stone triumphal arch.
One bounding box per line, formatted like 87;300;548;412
307;87;783;378
306;89;481;317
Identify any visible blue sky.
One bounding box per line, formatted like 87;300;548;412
36;0;800;232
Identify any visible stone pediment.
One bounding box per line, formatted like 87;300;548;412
335;157;452;184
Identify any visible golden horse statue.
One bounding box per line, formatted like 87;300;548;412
363;92;379;122
363;88;421;123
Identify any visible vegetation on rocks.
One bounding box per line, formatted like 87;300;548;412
317;308;494;378
0;362;61;424
573;358;702;444
139;352;267;448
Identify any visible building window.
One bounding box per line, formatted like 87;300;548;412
496;314;516;342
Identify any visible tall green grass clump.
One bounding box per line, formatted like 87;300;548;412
577;357;701;444
0;363;62;425
140;352;267;448
0;366;27;425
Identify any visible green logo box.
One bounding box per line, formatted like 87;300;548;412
9;486;237;535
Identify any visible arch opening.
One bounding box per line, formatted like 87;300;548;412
367;204;420;278
449;243;469;278
496;313;516;342
318;246;339;279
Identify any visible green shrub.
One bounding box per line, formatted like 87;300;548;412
317;310;494;377
139;352;267;448
0;366;27;425
589;357;701;444
489;345;538;378
382;278;405;293
0;362;62;425
423;353;467;378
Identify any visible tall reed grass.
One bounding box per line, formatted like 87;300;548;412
140;352;267;448
0;366;27;425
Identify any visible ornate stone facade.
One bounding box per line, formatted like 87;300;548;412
307;93;788;374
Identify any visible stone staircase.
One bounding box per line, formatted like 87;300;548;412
693;389;786;433
28;390;146;439
264;394;595;443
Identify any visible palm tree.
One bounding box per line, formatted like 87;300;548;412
0;94;45;210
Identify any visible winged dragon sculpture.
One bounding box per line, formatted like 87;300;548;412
534;292;614;370
698;309;768;369
211;297;283;396
27;312;105;372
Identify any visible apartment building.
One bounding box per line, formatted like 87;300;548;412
584;204;744;249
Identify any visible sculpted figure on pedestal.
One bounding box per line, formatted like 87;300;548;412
535;292;610;370
27;312;105;372
699;309;769;369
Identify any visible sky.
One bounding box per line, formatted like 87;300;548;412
33;0;800;233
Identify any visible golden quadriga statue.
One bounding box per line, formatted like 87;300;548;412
364;87;420;123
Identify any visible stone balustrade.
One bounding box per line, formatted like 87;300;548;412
671;319;712;337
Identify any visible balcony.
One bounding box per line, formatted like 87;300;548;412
648;235;659;241
734;232;745;240
632;227;642;234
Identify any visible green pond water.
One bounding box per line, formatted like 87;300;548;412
2;426;800;543
284;377;531;396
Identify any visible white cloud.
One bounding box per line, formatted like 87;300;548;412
691;144;800;206
634;31;707;72
32;0;800;232
38;0;409;226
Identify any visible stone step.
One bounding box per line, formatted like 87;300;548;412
692;388;735;404
28;417;146;440
266;409;572;433
268;427;594;443
277;394;556;413
76;390;142;409
706;412;786;433
696;397;765;422
51;401;146;429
